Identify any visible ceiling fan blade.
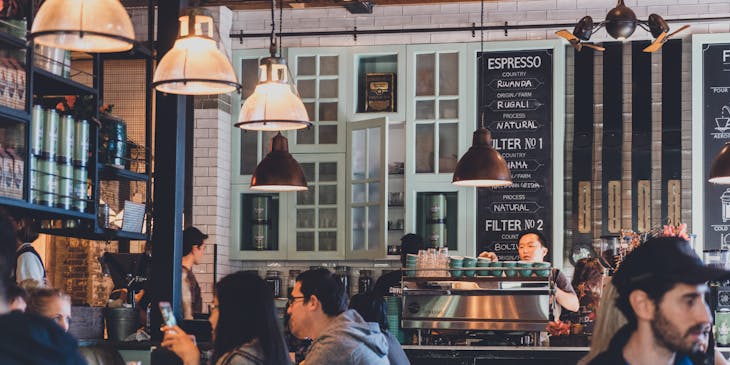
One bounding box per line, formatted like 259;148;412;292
643;32;667;53
583;43;605;52
556;29;578;42
667;24;690;39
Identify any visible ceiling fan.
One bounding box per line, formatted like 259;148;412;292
555;0;690;53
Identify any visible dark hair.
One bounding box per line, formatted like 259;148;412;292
16;217;39;244
5;281;26;305
213;271;289;365
400;233;423;266
349;293;387;331
517;229;548;247
571;257;604;292
296;268;348;316
614;276;676;329
182;226;208;256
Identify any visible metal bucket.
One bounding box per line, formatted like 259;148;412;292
103;307;138;342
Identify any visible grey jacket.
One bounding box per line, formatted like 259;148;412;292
304;309;390;365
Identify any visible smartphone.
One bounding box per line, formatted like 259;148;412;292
159;301;177;328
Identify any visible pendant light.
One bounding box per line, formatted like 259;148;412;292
251;133;308;191
235;0;311;131
452;0;512;188
153;7;240;96
30;0;135;53
709;142;730;184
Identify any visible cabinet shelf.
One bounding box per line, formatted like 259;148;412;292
33;68;97;95
98;163;149;182
39;226;148;241
0;30;25;49
0;105;29;124
0;195;95;220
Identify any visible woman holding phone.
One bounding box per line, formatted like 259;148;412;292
161;271;290;365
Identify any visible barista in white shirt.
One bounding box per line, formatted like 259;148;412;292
11;215;45;288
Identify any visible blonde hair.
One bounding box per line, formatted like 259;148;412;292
578;279;627;365
26;287;70;316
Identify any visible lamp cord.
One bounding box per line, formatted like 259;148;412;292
279;0;284;56
269;0;277;56
480;0;485;128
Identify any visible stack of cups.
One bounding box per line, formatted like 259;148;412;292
462;257;477;277
533;262;551;277
477;257;491;276
503;261;518;278
517;261;533;277
405;254;417;277
449;256;463;278
385;296;404;343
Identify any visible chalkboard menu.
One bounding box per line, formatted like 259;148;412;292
477;49;553;261
703;43;730;250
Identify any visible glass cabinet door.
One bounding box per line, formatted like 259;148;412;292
232;49;277;181
286;153;346;259
346;117;387;259
230;185;287;260
287;48;347;154
406;45;466;178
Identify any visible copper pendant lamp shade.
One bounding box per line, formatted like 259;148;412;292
452;127;512;187
30;0;135;53
709;142;730;184
250;133;308;192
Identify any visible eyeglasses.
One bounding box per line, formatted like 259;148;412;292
288;296;305;306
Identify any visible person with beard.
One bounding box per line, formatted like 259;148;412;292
587;237;730;365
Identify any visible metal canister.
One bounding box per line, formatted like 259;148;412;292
72;166;88;212
38;157;56;207
101;115;127;168
56;162;73;209
429;194;447;222
42;109;59;160
98;204;109;228
73;119;90;167
30;105;44;156
57;114;74;164
28;155;38;203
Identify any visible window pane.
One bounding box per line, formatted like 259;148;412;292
301;163;315;181
416;100;435;120
304;102;315;121
352;129;365;179
352;183;366;204
439;53;459;95
318;102;338;121
416;53;435;96
320;56;338;75
368;182;380;203
241;58;260;99
297;126;315;145
297;186;315;205
416;124;434;173
352;207;365;251
240;130;257;175
319;185;337;205
320;162;337;182
439;123;458;173
319;231;337;251
297;79;316;99
296;232;314;251
367;127;381;179
319;208;337;228
319;125;338;144
368;207;380;250
439;99;458;119
297;56;316;76
297;209;315;228
319;79;338;98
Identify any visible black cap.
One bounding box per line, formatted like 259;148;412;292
612;237;730;297
183;226;208;246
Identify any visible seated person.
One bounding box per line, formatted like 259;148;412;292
27;287;72;332
373;233;423;297
350;293;410;365
480;230;579;314
562;257;604;333
161;271;290;365
288;268;389;365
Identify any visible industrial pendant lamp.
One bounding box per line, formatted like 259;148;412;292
153;7;240;95
235;0;311;131
251;133;308;191
452;113;512;187
709;142;730;184
30;0;135;53
452;0;511;188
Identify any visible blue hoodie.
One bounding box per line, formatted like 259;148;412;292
304;309;390;365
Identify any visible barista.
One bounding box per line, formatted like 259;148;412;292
373;233;423;297
479;230;579;314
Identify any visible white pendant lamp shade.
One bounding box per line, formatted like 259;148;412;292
236;57;311;131
30;0;135;53
153;9;239;96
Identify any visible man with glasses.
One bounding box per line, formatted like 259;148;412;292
287;268;389;365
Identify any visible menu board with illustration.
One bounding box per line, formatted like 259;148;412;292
703;43;730;250
477;49;553;261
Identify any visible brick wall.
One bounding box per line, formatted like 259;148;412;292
47;237;117;306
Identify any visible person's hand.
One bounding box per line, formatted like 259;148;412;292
479;251;498;261
161;325;200;365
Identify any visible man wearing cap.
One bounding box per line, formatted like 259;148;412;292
373;233;424;297
181;226;208;320
588;236;729;365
